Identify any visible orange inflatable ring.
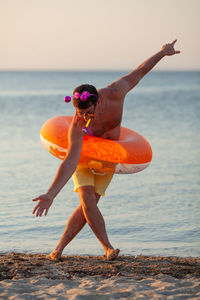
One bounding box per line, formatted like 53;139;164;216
40;116;152;174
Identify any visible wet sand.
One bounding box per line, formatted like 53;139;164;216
0;253;200;299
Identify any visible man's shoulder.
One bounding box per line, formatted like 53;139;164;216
98;86;118;101
98;82;127;102
98;86;113;95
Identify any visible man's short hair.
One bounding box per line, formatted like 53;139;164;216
73;84;99;109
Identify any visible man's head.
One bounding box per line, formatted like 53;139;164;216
72;84;99;109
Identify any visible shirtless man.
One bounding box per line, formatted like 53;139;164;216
32;40;180;260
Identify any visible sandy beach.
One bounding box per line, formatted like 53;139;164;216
0;253;199;299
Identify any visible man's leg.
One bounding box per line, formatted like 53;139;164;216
47;192;100;260
47;186;119;260
79;186;119;259
48;167;119;260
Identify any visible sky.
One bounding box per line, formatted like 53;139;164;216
1;0;199;71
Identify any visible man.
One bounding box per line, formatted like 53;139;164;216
32;40;180;260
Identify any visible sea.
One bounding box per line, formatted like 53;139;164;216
0;70;199;257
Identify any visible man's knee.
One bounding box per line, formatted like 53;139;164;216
78;186;100;209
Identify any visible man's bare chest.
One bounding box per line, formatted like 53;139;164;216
90;105;122;139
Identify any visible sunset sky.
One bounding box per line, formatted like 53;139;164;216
1;0;199;70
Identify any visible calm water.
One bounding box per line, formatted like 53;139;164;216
0;71;199;257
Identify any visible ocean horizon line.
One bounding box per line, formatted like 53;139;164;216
0;69;199;73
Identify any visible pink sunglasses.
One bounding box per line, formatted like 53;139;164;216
64;91;96;103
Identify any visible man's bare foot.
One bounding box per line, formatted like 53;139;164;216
106;248;120;260
46;250;62;261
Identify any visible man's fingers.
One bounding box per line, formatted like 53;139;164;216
36;207;43;217
40;209;45;217
172;39;177;46
39;208;45;217
32;205;39;215
32;197;39;202
32;205;44;216
45;208;49;216
175;50;181;54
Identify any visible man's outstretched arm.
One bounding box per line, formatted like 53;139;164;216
108;40;180;98
32;118;84;217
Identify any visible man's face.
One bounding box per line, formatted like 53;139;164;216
76;104;96;121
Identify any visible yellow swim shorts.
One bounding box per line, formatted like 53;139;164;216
72;167;114;196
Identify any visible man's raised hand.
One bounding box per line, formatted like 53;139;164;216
161;39;180;56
